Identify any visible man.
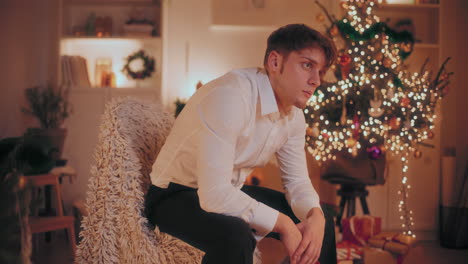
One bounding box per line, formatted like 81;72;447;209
145;24;337;264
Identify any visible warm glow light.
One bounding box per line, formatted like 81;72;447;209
60;38;161;88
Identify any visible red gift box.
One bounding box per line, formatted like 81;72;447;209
337;241;363;263
342;215;382;246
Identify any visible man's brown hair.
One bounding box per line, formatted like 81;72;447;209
264;24;337;71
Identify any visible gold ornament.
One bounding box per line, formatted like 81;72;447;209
414;150;422;159
316;14;325;23
340;2;348;9
346;138;357;147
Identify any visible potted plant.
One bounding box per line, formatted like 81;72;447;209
21;84;72;160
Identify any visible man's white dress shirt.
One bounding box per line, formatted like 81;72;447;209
151;67;321;238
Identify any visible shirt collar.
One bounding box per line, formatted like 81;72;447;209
256;67;294;122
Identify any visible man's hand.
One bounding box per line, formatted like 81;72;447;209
293;208;325;264
274;213;302;263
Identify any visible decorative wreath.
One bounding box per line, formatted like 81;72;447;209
122;50;155;80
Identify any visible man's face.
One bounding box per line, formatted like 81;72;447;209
271;47;326;111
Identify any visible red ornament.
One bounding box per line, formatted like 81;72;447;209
389;117;401;130
339;54;352;66
383;58;392;68
400;97;411;107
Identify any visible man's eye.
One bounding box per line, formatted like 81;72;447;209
303;63;312;69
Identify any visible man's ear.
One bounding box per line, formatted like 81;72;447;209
267;51;282;73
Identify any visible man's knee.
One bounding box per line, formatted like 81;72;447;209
220;217;256;252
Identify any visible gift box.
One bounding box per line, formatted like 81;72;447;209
367;232;416;255
337;241;363;263
342;216;382;246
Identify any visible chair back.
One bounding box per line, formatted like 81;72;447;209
76;97;203;263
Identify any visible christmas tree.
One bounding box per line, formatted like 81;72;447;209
306;0;452;236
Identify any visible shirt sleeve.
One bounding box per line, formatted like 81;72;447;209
196;74;279;237
276;109;322;221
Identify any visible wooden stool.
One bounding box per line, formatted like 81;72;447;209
336;183;370;231
28;172;76;255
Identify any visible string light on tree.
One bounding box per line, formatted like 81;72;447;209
309;0;453;237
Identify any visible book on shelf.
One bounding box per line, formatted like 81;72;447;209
61;55;91;88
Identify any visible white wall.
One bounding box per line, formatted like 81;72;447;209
161;0;337;105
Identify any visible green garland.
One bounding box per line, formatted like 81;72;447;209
336;21;414;59
122;50;155;80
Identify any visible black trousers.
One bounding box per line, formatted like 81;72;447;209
144;183;337;264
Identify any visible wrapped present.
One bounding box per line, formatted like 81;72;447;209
367;232;416;255
342;216;382;246
337;241;363;263
364;244;423;264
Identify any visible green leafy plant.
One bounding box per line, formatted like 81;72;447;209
21;85;72;129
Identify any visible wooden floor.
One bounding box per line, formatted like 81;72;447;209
32;230;468;264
